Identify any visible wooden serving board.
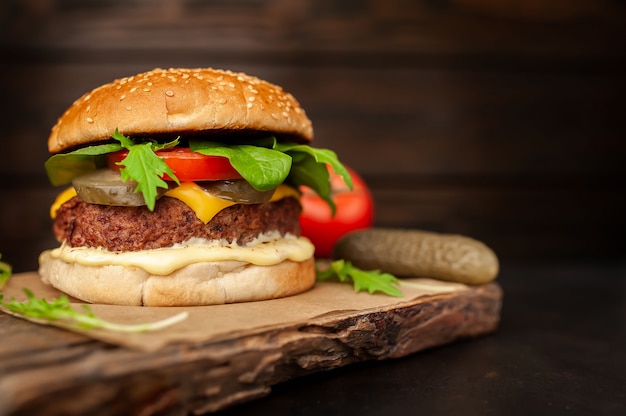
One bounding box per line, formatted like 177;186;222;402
0;272;502;415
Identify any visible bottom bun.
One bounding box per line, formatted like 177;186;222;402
38;250;316;306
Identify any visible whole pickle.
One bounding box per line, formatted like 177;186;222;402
332;228;499;285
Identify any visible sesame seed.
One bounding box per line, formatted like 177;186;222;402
125;105;132;111
130;87;137;93
246;102;253;109
165;90;174;97
86;117;94;123
219;98;227;104
120;94;126;100
271;113;279;120
86;105;91;112
143;88;150;92
147;82;153;86
248;96;255;102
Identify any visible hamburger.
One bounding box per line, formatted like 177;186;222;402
38;67;352;306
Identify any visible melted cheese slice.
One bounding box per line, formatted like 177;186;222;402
49;234;315;275
164;182;237;223
165;182;301;223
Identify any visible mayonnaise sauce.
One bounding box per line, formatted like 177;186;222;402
49;233;315;275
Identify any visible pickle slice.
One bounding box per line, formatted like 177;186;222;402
73;171;275;207
72;169;168;206
199;180;275;204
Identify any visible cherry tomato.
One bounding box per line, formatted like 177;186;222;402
299;165;374;258
107;148;242;182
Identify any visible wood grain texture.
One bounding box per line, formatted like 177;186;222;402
0;282;502;415
1;0;625;271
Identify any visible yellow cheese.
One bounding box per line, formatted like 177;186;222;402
270;183;301;201
49;234;315;275
50;187;77;219
165;182;300;223
165;182;237;223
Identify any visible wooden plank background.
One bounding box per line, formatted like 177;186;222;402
0;0;624;272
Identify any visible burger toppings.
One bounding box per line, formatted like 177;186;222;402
45;131;351;215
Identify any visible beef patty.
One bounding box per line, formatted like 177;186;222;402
53;196;302;252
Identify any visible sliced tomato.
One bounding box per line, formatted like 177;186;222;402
299;165;374;258
106;148;242;182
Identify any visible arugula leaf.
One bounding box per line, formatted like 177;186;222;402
190;140;292;191
0;289;188;333
316;259;403;297
44;142;123;186
111;130;180;211
0;254;12;290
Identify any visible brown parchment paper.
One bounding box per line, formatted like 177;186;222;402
1;272;468;352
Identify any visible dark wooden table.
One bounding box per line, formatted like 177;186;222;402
219;262;625;416
3;262;621;415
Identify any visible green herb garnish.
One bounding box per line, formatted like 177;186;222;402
0;254;12;290
111;130;180;211
316;259;403;297
0;289;188;333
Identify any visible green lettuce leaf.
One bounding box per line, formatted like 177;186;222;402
274;142;352;215
44;142;122;186
190;141;292;191
191;138;352;214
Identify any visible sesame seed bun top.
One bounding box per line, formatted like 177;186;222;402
48;67;314;154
